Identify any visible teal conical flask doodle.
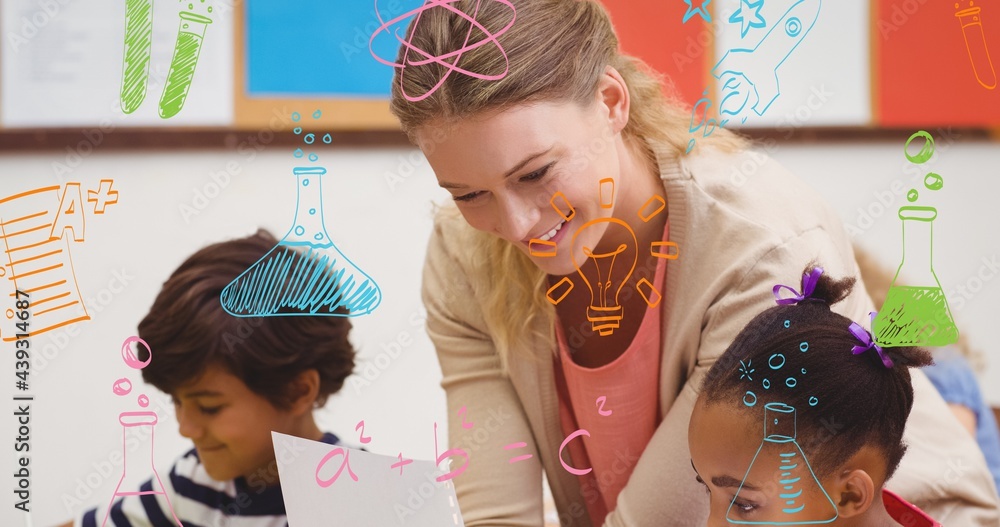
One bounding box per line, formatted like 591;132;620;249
220;168;382;317
874;206;958;347
728;403;838;525
159;11;212;119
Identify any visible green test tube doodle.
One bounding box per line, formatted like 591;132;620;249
120;0;154;114
158;11;213;119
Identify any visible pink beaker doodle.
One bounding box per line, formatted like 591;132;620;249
369;0;517;102
104;336;182;527
955;2;997;90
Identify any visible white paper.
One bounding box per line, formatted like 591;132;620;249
272;432;465;527
712;0;870;128
1;0;233;127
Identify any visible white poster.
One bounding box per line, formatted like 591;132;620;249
1;0;234;127
712;0;870;129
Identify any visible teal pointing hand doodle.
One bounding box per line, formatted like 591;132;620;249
120;0;154;113
159;11;213;119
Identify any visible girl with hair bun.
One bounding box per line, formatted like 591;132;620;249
691;266;940;526
391;1;1000;524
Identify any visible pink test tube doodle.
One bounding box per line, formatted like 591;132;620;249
369;0;516;102
956;3;997;90
103;337;181;527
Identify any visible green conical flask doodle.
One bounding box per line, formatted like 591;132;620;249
874;206;959;347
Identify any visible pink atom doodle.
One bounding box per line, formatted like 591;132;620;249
369;0;516;102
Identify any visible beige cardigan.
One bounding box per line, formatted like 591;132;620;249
421;142;1000;526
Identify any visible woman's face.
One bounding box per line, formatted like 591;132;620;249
418;92;629;277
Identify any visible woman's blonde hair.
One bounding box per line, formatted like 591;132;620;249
390;0;746;369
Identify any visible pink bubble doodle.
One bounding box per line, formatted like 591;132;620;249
369;0;516;102
138;394;149;407
112;377;133;396
121;336;152;370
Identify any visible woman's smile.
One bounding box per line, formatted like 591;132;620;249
528;217;570;245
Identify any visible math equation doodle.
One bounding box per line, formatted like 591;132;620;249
0;180;119;343
274;431;464;526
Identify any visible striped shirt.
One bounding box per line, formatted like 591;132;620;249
77;432;341;527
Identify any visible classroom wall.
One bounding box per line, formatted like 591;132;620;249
0;136;997;526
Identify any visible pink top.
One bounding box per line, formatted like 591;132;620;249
553;221;669;525
883;489;942;526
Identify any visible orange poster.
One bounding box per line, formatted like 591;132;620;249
876;0;1000;126
602;0;712;105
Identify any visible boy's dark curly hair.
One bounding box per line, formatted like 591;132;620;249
137;229;355;409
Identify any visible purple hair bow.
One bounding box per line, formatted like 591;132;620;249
849;311;894;369
773;267;824;305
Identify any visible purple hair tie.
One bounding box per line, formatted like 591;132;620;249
849;311;894;369
773;267;824;305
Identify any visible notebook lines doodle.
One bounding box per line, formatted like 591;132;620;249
1;181;119;342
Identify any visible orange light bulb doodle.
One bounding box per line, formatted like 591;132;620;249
541;181;676;336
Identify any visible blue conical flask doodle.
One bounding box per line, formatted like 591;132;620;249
220;168;382;317
728;403;838;525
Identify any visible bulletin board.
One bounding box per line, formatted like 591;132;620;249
1;0;999;138
233;0;402;131
874;0;1000;127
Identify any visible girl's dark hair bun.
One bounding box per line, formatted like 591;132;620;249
799;264;934;370
804;264;856;306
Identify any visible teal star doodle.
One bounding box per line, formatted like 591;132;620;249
730;0;766;38
682;0;712;23
739;359;755;381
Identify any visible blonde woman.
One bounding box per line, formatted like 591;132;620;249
389;1;1000;525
